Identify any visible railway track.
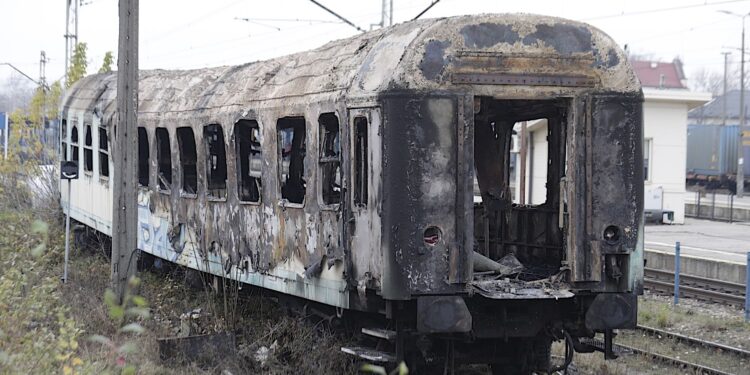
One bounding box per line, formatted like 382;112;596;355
643;267;746;307
608;325;750;375
616;343;732;375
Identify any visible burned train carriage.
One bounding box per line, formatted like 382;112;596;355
61;14;643;373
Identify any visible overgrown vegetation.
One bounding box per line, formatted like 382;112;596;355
0;42;356;372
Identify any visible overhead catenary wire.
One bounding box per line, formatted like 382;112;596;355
412;0;441;21
583;0;750;21
308;0;366;32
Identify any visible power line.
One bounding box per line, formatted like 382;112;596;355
583;0;750;21
308;0;366;32
233;17;344;24
412;0;441;21
0;63;43;87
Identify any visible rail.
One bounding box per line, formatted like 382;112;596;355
615;343;732;375
636;325;750;358
643;267;746;307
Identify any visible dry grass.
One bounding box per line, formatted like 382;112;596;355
0;165;355;374
60;235;358;374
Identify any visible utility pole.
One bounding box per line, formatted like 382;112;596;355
39;51;48;90
740;16;746;198
370;0;393;29
722;51;731;126
112;0;139;302
720;10;749;197
64;0;79;86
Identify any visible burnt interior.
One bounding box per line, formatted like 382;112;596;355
137;127;149;187
473;97;568;281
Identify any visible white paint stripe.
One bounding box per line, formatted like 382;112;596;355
645;248;745;265
645;241;746;257
645;248;746;265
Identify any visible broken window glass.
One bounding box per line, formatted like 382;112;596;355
235;119;262;203
138;127;149;187
177;127;198;195
98;126;109;178
277;117;306;205
61;119;68;161
203;124;227;199
319;113;341;206
83;124;93;173
71;124;79;165
155;128;172;192
353;116;368;207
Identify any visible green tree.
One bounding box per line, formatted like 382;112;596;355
99;51;114;74
66;42;88;89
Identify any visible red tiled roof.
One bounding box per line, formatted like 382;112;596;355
631;60;686;89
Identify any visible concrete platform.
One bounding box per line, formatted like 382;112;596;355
645;218;750;264
643;218;748;284
644;249;746;285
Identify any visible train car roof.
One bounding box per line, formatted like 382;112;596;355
62;13;640;123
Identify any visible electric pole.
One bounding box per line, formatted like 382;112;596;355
64;0;79;86
39;51;48;91
740;16;746;197
722;51;730;126
370;0;393;29
112;0;139;302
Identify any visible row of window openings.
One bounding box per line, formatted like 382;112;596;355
131;113;369;206
61;121;110;178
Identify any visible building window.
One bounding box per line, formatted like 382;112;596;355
138;127;149;187
235;120;262;203
319;113;341;206
204;124;227;199
353;116;368;207
177;127;198;195
61;119;68;161
71;124;79;165
98;126;109;178
644;138;652;181
83;124;93;173
277;117;306;205
155;128;172;192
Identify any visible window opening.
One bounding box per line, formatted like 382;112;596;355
83;124;93;173
71;124;79;165
177;127;198;195
155;128;172;191
472;97;567;281
353;116;368;206
98;126;109;178
235;120;262;203
138;127;149;187
277;117;306;204
513;119;549;205
61;119;68;161
203;124;227;199
319;113;341;206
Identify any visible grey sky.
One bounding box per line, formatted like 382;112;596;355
2;0;750;90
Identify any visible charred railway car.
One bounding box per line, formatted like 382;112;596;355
60;14;643;373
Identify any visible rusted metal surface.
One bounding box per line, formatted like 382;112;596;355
61;13;644;368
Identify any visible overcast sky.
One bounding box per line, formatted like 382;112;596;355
2;0;750;90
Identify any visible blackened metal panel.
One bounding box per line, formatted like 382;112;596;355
567;95;595;283
591;94;643;292
448;94;474;284
568;92;644;290
381;94;462;298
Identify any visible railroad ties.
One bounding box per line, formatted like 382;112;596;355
643;267;746;307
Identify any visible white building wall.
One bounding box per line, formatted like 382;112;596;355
513;119;548;205
643;100;690;224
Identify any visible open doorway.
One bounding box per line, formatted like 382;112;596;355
472;97;568;281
